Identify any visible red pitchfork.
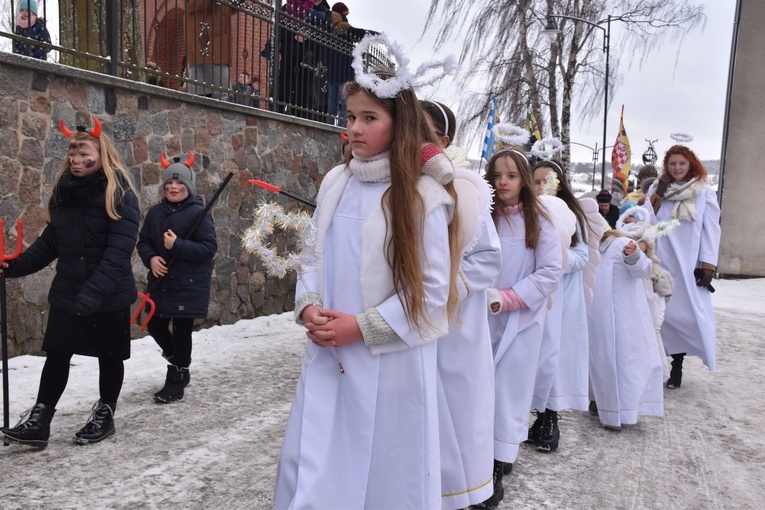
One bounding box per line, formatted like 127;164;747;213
1;219;23;445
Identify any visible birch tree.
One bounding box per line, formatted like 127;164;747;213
426;0;705;173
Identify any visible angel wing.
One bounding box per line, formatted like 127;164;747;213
539;195;577;309
579;197;607;303
453;168;493;254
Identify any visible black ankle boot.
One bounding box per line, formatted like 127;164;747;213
536;409;560;452
73;400;116;445
1;403;57;448
474;459;505;508
526;409;544;445
667;353;685;389
154;365;188;403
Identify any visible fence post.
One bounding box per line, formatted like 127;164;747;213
271;0;282;114
106;0;119;76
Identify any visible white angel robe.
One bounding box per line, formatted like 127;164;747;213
534;226;591;412
489;210;562;463
274;171;453;510
647;185;721;370
438;170;501;510
587;236;664;428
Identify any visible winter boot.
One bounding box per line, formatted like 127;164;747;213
154;365;187;403
181;367;191;388
1;403;56;448
526;409;544;445
667;353;685;389
502;462;513;475
473;459;505;509
73;400;116;445
536;409;560;452
589;401;598;415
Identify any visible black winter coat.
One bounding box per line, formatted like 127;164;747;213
6;171;140;316
137;195;217;319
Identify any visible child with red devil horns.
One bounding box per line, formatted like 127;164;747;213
136;151;217;404
1;115;140;447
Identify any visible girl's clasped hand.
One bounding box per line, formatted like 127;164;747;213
301;305;362;347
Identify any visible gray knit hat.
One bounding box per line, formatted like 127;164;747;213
160;151;196;194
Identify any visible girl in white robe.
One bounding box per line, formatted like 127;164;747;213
422;101;502;510
480;149;562;508
646;145;721;389
528;161;595;453
273;76;463;510
587;232;664;429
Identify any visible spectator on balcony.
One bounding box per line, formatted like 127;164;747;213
309;0;332;22
185;0;234;100
231;72;256;106
13;0;51;61
330;3;372;39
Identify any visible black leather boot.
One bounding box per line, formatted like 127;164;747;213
73;400;116;445
526;409;544;445
154;365;188;403
1;403;57;448
536;409;560;452
474;459;505;508
667;353;685;389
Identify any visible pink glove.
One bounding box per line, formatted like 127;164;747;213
498;289;527;312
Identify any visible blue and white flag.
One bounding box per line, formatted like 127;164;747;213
481;97;498;162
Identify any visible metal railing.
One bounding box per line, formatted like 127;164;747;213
1;0;392;126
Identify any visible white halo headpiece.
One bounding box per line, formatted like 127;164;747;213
669;132;693;144
531;137;564;159
493;123;529;147
351;33;456;99
616;206;649;238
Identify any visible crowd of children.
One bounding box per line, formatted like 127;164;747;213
0;32;720;510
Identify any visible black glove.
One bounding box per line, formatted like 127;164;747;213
694;268;715;292
654;172;673;198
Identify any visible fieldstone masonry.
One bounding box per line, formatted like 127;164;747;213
0;52;343;356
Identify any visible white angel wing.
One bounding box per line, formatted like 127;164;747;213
579;197;607;303
453;168;493;254
538;195;577;309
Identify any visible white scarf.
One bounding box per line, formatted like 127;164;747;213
315;149;454;319
664;178;704;221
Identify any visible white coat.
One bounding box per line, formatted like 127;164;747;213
587;236;664;428
274;170;453;510
489;209;562;463
647;185;720;370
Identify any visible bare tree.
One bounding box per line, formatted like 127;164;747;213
425;0;705;174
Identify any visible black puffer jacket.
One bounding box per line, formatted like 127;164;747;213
6;171;140;316
137;195;217;319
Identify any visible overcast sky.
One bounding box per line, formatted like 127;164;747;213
350;0;737;164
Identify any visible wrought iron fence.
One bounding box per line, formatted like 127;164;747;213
1;0;392;126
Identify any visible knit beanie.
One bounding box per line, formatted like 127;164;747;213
619;200;637;216
332;2;349;14
596;190;612;204
19;0;37;15
162;156;196;194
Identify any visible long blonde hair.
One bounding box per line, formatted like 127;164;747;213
342;78;462;329
48;130;136;221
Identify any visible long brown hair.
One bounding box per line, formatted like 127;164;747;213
49;129;136;221
342;78;462;329
533;160;589;247
485;149;549;249
662;144;708;183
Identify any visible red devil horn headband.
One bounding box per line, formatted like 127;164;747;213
59;116;102;139
159;152;171;169
185;151;195;168
160;151;194;169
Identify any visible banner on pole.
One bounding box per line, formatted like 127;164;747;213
610;105;631;202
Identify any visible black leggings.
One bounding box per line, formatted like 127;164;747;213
36;351;124;407
146;317;194;368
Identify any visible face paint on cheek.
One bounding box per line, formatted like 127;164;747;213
85;160;95;168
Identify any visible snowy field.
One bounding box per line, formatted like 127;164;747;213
0;278;763;509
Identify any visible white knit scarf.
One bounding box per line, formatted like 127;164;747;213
664;178;703;221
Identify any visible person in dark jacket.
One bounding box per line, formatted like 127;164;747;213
596;189;620;228
137;152;217;404
13;0;51;60
0;116;140;448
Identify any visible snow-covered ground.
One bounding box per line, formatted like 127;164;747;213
1;278;763;509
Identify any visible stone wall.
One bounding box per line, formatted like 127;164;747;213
0;52;343;356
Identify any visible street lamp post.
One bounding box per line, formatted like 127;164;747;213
544;14;611;190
